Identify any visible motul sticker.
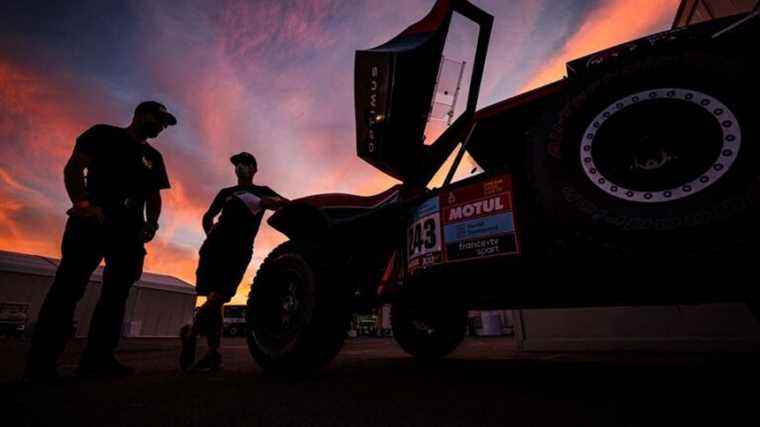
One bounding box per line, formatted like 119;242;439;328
440;175;519;262
443;194;511;223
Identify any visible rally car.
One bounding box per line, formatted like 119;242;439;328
245;0;760;372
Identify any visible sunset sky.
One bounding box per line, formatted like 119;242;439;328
0;0;678;304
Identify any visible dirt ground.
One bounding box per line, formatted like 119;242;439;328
0;337;757;426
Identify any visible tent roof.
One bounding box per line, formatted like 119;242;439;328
0;250;196;295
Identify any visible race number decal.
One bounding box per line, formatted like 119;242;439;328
407;196;443;273
408;214;441;257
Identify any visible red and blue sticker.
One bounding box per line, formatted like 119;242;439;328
407;174;519;273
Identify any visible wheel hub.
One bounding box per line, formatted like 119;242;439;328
279;282;300;329
412;320;435;336
630;140;676;172
255;270;308;343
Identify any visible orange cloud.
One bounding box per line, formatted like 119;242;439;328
519;0;680;92
143;239;198;285
0;62;81;169
0;168;31;251
0;58;93;258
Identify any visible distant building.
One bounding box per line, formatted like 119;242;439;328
0;250;196;338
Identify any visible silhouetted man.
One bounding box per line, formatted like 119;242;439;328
25;101;176;382
180;152;288;372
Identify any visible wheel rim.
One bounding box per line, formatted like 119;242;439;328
400;304;442;339
251;266;313;356
411;319;436;336
580;88;741;203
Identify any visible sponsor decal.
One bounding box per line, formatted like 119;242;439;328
413;196;440;219
443;213;514;242
440;174;519;262
483;177;506;196
446;234;517;261
444;194;510;222
406;174;519;271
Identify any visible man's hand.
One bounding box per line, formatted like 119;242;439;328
139;222;159;243
66;200;105;224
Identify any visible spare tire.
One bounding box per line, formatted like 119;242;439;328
534;53;759;256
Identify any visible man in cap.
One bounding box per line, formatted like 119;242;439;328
179;151;288;372
25;101;176;382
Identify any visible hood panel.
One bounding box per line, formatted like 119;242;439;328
355;0;492;185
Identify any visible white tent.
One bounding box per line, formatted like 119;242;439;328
0;250;196;338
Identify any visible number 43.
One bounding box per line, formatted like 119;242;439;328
408;218;437;255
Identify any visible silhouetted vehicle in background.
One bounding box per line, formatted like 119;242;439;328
0;302;29;338
246;0;760;372
223;305;247;337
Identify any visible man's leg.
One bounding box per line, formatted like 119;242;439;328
182;245;247;371
180;250;213;372
202;292;227;354
79;242;144;375
26;218;103;379
184;292;227;371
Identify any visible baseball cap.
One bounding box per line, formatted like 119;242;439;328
230;152;257;168
135;101;177;126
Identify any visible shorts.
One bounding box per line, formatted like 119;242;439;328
195;238;253;300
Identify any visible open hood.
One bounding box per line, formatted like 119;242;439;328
355;0;492;185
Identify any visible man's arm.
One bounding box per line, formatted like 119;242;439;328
145;190;162;227
63;152;90;204
260;196;289;210
202;191;225;235
141;149;171;242
63;150;103;221
259;187;290;210
141;190;162;243
202;209;218;235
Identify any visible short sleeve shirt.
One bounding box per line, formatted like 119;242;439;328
206;185;281;248
74;124;170;221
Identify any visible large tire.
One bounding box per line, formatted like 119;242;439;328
246;241;350;374
391;297;466;360
533;53;759;256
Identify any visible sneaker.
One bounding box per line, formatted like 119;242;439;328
77;354;135;378
190;351;223;372
179;324;197;372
